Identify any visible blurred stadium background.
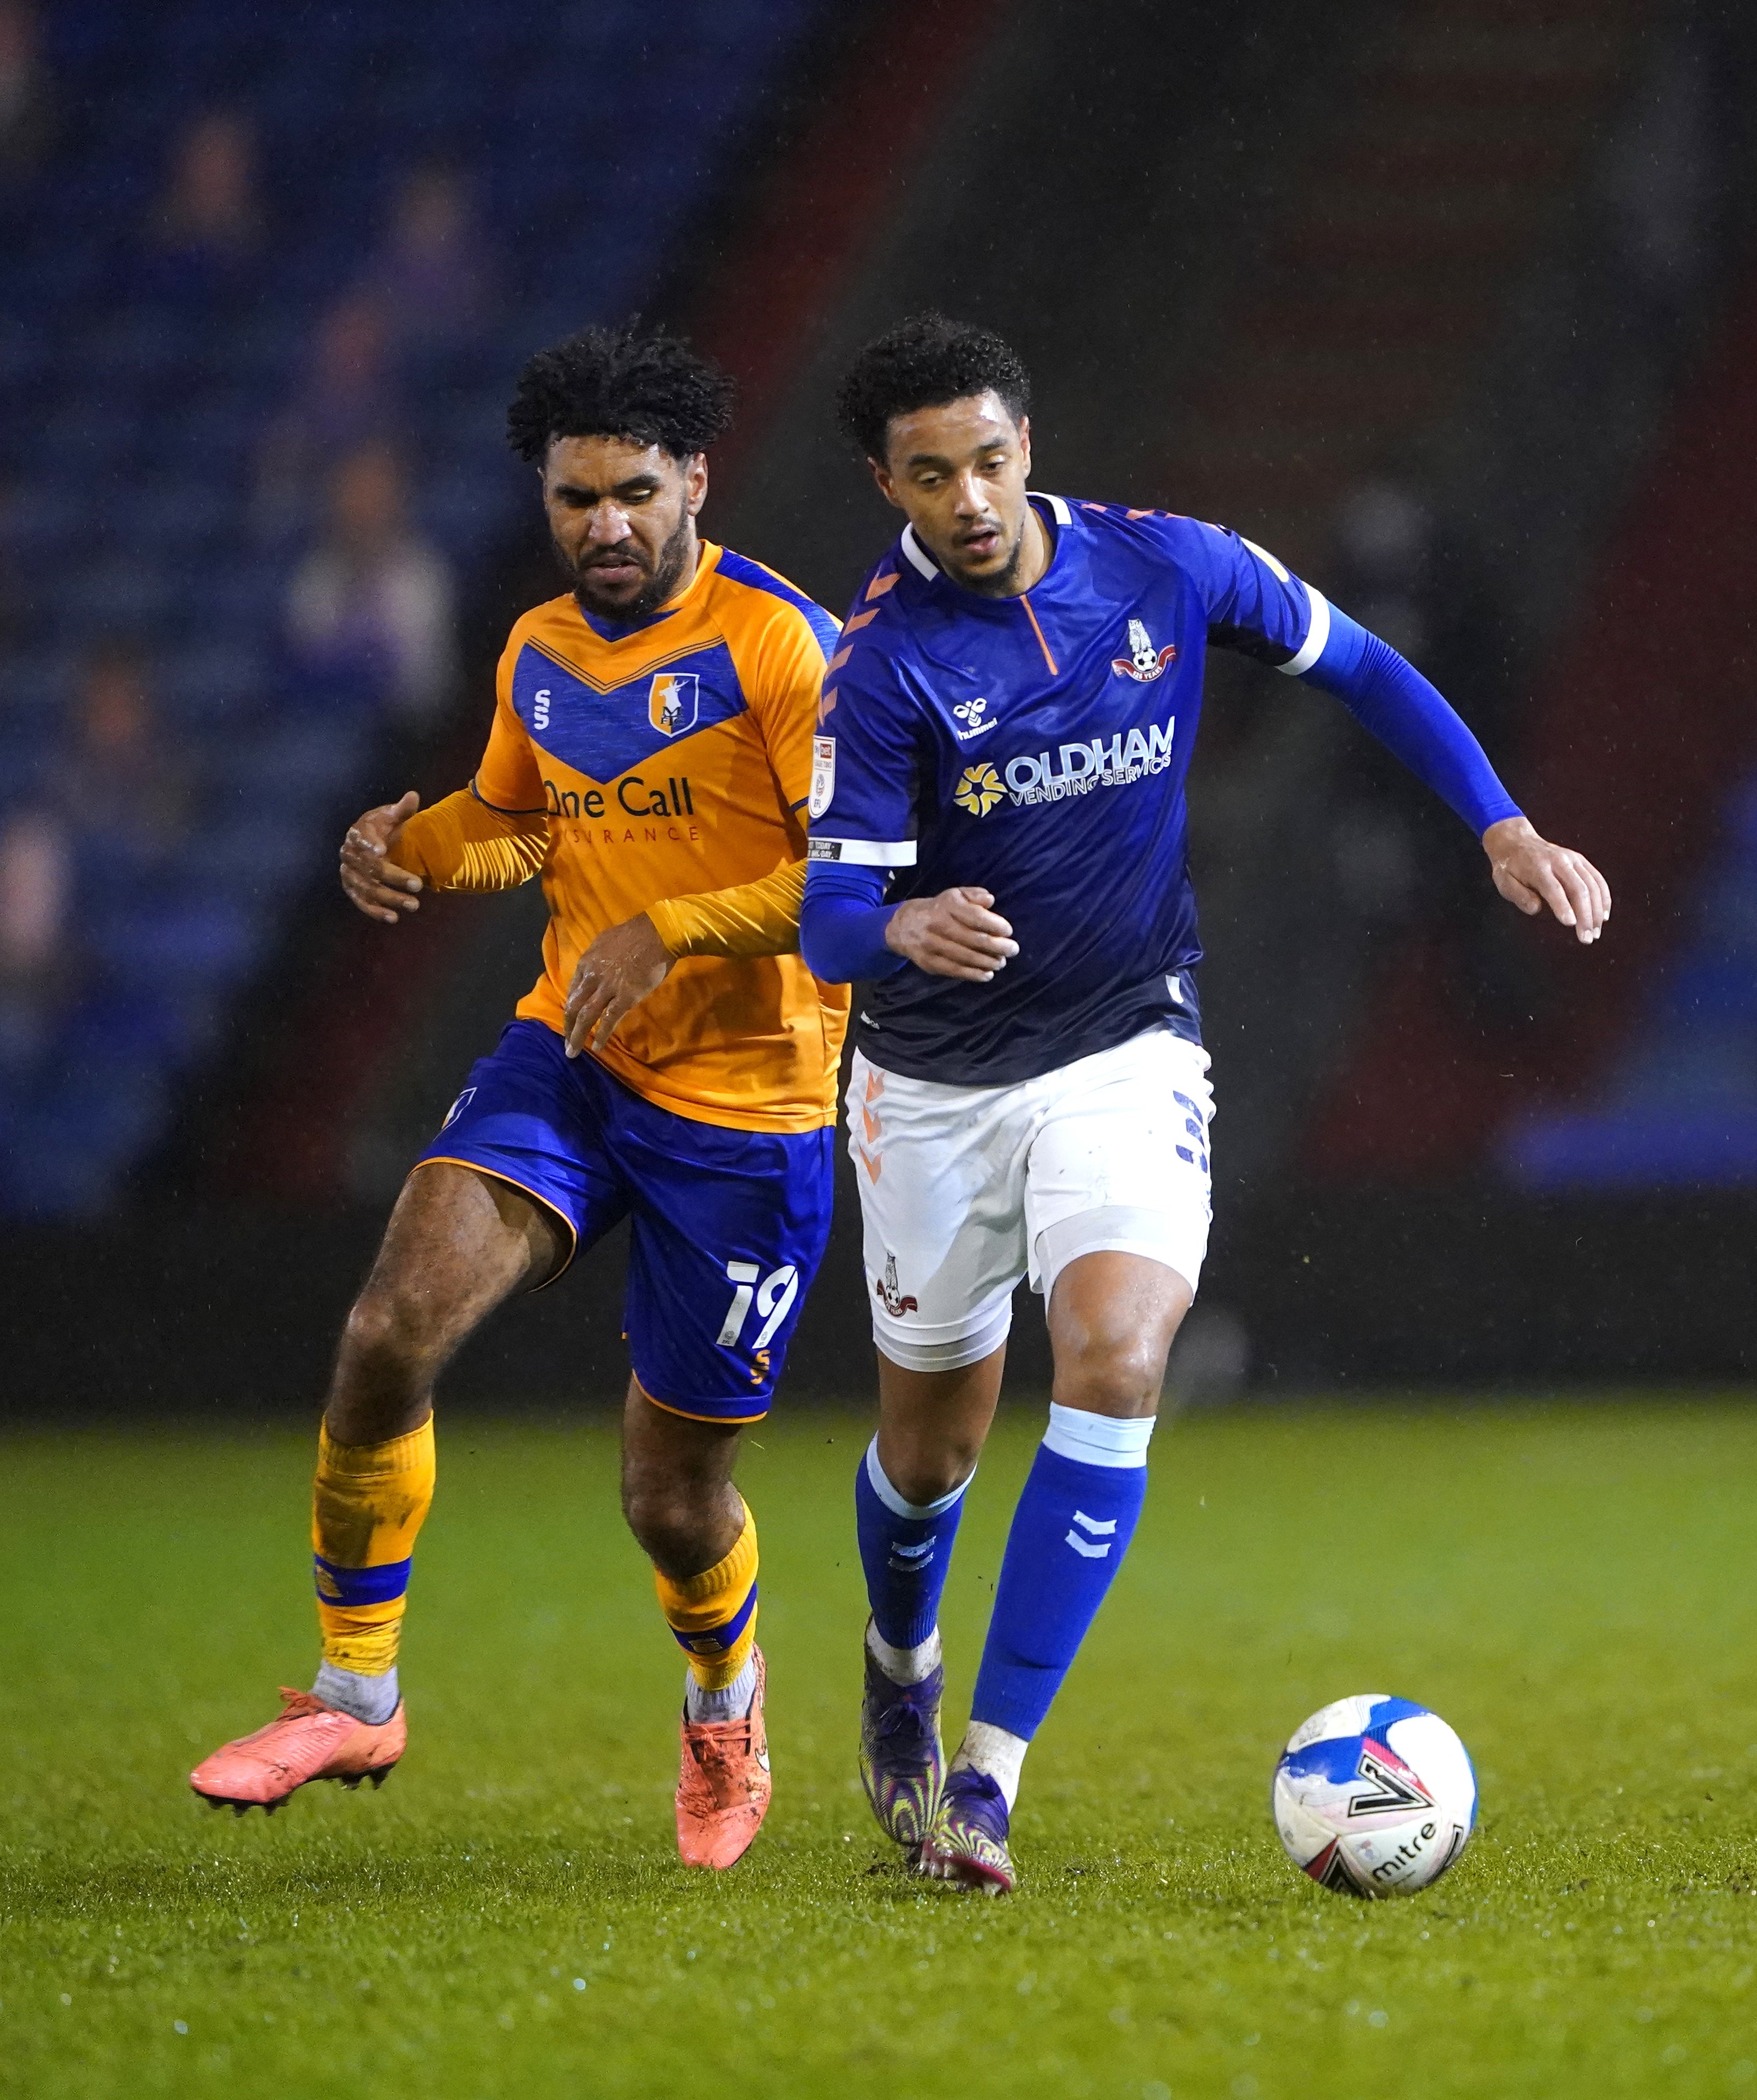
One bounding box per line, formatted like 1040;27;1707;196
3;0;1755;1411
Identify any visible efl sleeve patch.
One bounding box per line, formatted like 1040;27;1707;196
809;736;835;819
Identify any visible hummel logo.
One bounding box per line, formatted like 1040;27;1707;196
1065;1509;1117;1558
952;695;996;740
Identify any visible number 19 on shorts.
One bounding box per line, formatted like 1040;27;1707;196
716;1261;799;1353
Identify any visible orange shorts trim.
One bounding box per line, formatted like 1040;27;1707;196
407;1155;578;1290
634;1375;769;1427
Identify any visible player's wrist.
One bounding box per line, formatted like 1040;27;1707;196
881;901;916;957
1480;813;1533;854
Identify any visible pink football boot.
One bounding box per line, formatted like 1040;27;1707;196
675;1647;771;1869
189;1689;406;1814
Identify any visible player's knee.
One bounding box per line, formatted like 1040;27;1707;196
621;1476;716;1575
337;1285;438;1388
884;1440;981;1510
1052;1328;1166;1418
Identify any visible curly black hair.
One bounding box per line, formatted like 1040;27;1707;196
506;323;736;462
835;312;1031;462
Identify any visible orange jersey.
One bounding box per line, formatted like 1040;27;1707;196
473;542;848;1133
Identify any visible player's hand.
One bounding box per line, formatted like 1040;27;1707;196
1482;815;1610;945
564;913;675;1057
885;886;1018;981
339;790;423;924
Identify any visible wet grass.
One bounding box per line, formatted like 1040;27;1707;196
3;1399;1755;2098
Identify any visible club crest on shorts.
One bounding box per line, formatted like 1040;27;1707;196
1112;617;1177;682
648;670;699;737
875;1253;917;1318
953;760;1005;817
810;734;835;819
440;1085;476;1131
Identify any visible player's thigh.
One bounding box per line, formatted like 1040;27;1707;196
329;1162;564;1440
409;1016;631;1292
617;1109;837;1422
848;1049;1031;1376
366;1159;564;1336
1024;1028;1214;1313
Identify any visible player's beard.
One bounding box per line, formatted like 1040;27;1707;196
565;513;693;622
953;507;1031;598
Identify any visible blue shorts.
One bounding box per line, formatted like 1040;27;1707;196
414;1019;835;1422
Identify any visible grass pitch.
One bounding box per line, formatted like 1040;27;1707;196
3;1399;1756;2100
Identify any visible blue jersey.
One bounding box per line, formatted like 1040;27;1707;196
805;494;1333;1085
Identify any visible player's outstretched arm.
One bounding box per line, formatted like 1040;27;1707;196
339;790;424;924
1282;594;1611;949
1482;814;1610;944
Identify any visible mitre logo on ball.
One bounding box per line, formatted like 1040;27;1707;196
1271;1693;1477;1899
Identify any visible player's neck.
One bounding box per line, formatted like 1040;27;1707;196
1014;503;1052;595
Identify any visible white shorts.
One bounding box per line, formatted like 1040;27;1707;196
848;1027;1214;1374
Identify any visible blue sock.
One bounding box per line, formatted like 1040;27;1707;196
854;1437;973;1651
968;1405;1153;1740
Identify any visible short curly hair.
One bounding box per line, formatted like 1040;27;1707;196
506;323;735;463
835;313;1031;462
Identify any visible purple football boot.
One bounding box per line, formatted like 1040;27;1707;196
859;1634;945;1852
919;1767;1015;1894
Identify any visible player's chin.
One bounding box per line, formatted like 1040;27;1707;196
575;569;649;613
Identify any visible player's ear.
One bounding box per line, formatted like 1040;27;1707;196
683;451;709;517
1016;414;1031;479
867;454;903;510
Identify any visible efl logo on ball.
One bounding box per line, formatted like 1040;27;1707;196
1271;1693;1476;1899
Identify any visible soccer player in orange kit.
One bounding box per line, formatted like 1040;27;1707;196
190;327;847;1871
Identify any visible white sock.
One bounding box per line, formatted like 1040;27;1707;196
867;1620;942;1686
950;1720;1028;1812
685;1656;757;1724
313;1661;400;1726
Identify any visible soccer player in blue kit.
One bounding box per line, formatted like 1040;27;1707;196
799;314;1611;1892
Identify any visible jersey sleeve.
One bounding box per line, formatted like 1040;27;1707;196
648;859;806;958
804;634;923;869
1165;521;1520;836
1172;518;1331;673
471;631;549;815
741;598;840;815
395;787;548;891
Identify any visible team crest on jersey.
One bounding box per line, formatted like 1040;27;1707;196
953;761;1005;817
1112;617;1177;682
648;670;699;737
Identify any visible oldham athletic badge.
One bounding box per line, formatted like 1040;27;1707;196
648;671;699;737
1112;617;1177;682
